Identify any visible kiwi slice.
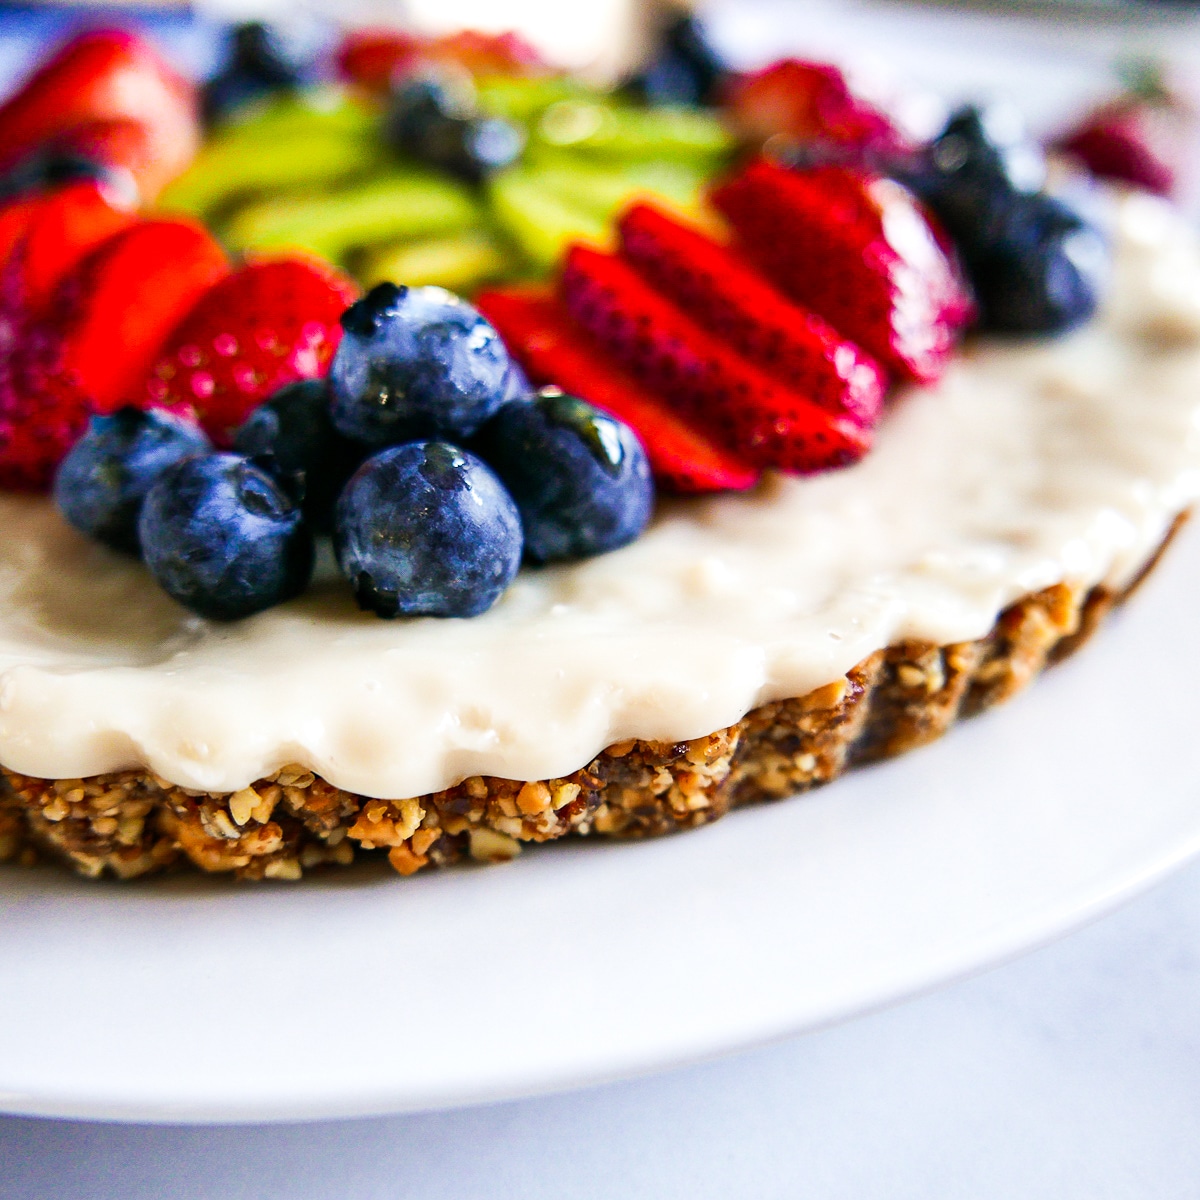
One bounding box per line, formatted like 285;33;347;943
221;172;481;262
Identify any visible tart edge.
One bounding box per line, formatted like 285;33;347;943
1;513;1187;883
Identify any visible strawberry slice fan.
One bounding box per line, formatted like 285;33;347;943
0;173;358;488
0;208;228;491
474;286;759;493
482;165;970;493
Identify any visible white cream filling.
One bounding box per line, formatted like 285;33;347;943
1;191;1199;797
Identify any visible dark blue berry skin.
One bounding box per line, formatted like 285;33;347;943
971;193;1105;335
334;441;522;619
329;282;518;448
626;15;728;107
906;105;1046;259
202;23;303;125
233;379;364;532
904;105;1103;335
475;390;654;563
138;453;313;621
53;407;211;555
386;77;525;183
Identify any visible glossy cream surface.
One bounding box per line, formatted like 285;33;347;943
2;192;1199;797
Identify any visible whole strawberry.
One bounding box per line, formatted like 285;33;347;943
138;257;359;446
727;59;907;161
1054;61;1191;197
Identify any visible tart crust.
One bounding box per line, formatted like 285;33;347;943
0;515;1185;882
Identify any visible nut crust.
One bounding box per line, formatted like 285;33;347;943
0;517;1185;882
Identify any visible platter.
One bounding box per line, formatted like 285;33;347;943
2;524;1199;1122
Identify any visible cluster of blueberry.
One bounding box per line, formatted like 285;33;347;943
54;284;654;621
201;22;304;125
907;105;1105;334
386;76;526;183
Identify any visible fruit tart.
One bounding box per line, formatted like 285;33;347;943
0;25;1198;883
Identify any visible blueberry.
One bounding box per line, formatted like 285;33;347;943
907;105;1045;259
971;193;1105;334
386;76;525;182
626;14;727;107
53;407;211;555
138;453;313;620
904;105;1103;335
233;380;363;531
203;23;304;124
476;390;653;563
334;441;522;618
330;282;517;448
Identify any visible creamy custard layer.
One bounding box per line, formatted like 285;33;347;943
1;192;1199;798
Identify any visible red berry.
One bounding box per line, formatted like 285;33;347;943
727;59;906;156
0;30;199;200
560;244;871;475
617;201;886;428
335;29;424;92
0;194;42;266
1;181;136;319
46;117;175;203
712;161;972;384
1056;105;1179;196
0;218;228;490
138;258;359;446
477;285;759;494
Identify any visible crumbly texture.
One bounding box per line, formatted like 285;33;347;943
0;518;1183;883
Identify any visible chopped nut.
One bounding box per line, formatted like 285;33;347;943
516;781;552;815
250;786;279;824
117;816;145;846
551;781;581;810
263;858;302;881
227;787;260;827
42;797;69;822
388;843;428;875
411;827;440;856
469;827;521;863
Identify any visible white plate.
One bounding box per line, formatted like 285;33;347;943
1;522;1199;1123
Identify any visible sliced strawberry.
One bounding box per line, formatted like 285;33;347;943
1052;62;1192;199
138;258;359;446
0;194;42;266
727;59;906;156
477;285;759;493
711;161;972;384
1;181;136;319
617;201;886;428
335;29;425;93
1055;99;1187;198
0;184;139;488
427;30;546;76
0;219;228;489
0;30;199;199
42;117;171;203
336;28;543;93
560;244;871;475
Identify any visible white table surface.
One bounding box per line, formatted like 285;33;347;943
2;1;1200;1194
2;854;1199;1199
